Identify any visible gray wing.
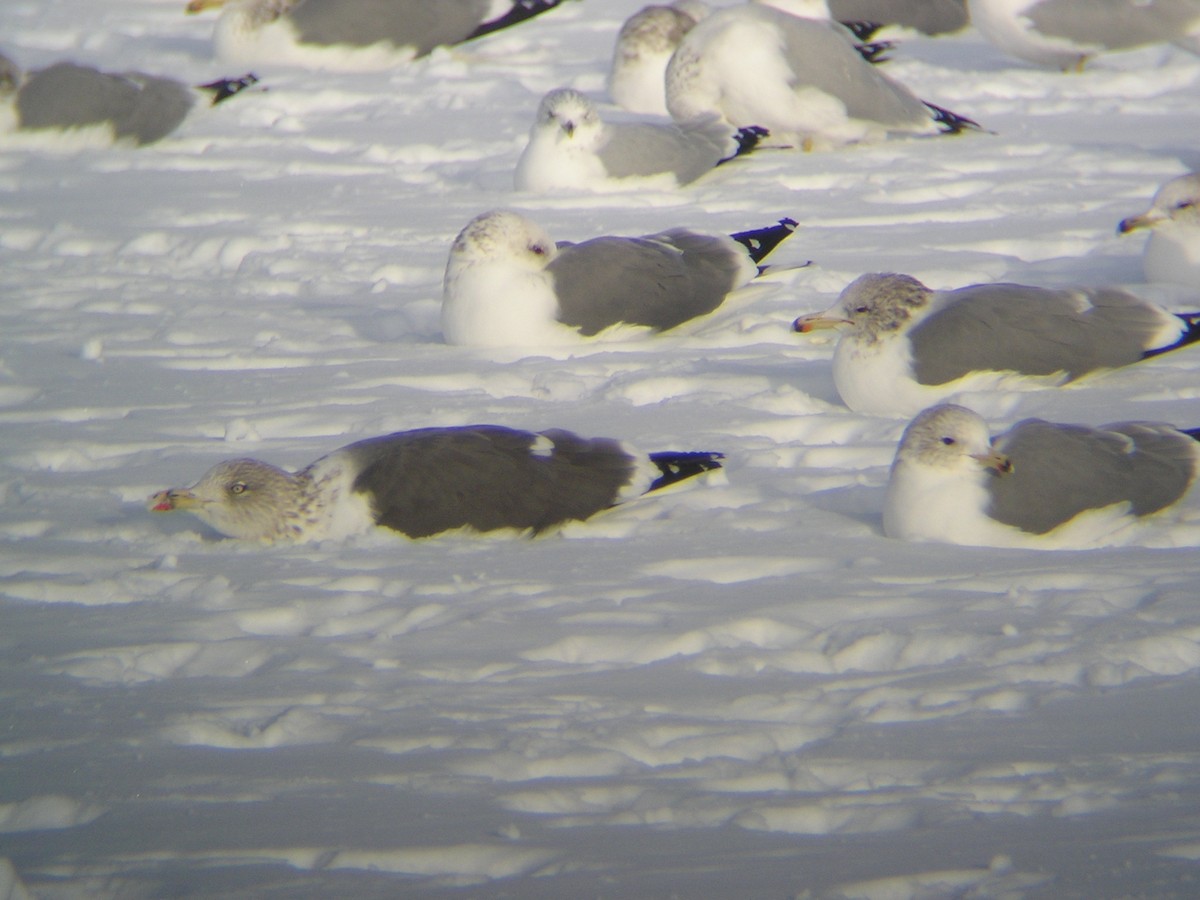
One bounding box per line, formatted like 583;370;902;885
548;232;746;335
1025;0;1200;50
598;120;729;184
775;15;930;127
16;63;194;144
827;0;968;35
907;285;1173;385
344;426;637;538
289;0;491;54
986;419;1199;533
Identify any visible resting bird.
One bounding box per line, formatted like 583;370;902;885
1119;172;1200;289
884;404;1200;548
968;0;1200;70
0;53;256;145
185;0;570;69
150;425;723;543
442;209;799;346
793;273;1200;417
664;4;982;150
515;88;769;191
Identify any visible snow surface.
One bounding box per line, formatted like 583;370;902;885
3;1;1200;897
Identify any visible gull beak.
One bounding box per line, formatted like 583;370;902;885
149;488;200;512
973;450;1013;475
185;0;223;14
1117;211;1161;235
560;119;575;138
793;311;851;333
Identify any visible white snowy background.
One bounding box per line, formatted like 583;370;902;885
3;1;1200;897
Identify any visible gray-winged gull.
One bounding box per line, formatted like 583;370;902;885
185;0;570;68
793;273;1200;417
1119;172;1200;289
827;0;969;35
442;209;799;346
608;2;895;116
884;403;1200;548
968;0;1200;70
664;4;982;150
0;54;256;145
515;88;769;192
150;425;723;543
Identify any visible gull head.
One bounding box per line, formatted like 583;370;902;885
1119;173;1200;235
794;273;934;344
896;404;1011;474
446;209;558;274
535;88;603;146
149;457;308;542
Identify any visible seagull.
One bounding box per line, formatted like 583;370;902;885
968;0;1200;70
883;403;1200;548
150;425;724;543
607;1;897;117
664;4;982;150
1119;172;1200;289
442;209;799;346
793;273;1200;417
608;3;710;116
184;0;570;69
0;54;256;145
515;88;770;192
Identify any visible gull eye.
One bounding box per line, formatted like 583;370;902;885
1176;200;1195;211
941;437;956;446
530;243;547;256
229;482;248;495
853;306;870;314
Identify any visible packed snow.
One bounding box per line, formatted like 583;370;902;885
3;1;1200;897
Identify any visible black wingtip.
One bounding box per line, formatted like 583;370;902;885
462;0;566;44
730;218;799;264
198;72;260;106
1142;312;1200;360
716;125;771;167
924;101;986;135
647;451;724;493
1182;426;1200;443
855;40;895;64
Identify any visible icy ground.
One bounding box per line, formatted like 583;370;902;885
3;1;1200;897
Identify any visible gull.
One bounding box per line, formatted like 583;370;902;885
1119;172;1200;289
884;403;1200;548
184;0;570;69
664;4;982;150
609;2;711;116
968;0;1200;70
515;88;770;192
0;53;256;145
442;209;799;346
150;425;723;543
793;273;1200;417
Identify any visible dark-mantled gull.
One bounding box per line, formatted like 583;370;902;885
1119;172;1200;289
793;273;1200;417
442;209;799;346
515;88;769;192
0;55;256;145
185;0;570;68
884;403;1200;548
664;4;983;150
969;0;1200;70
150;425;724;543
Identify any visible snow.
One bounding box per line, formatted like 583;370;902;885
2;1;1200;897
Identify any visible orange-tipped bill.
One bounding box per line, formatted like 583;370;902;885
793;311;851;333
974;449;1013;475
149;488;198;512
